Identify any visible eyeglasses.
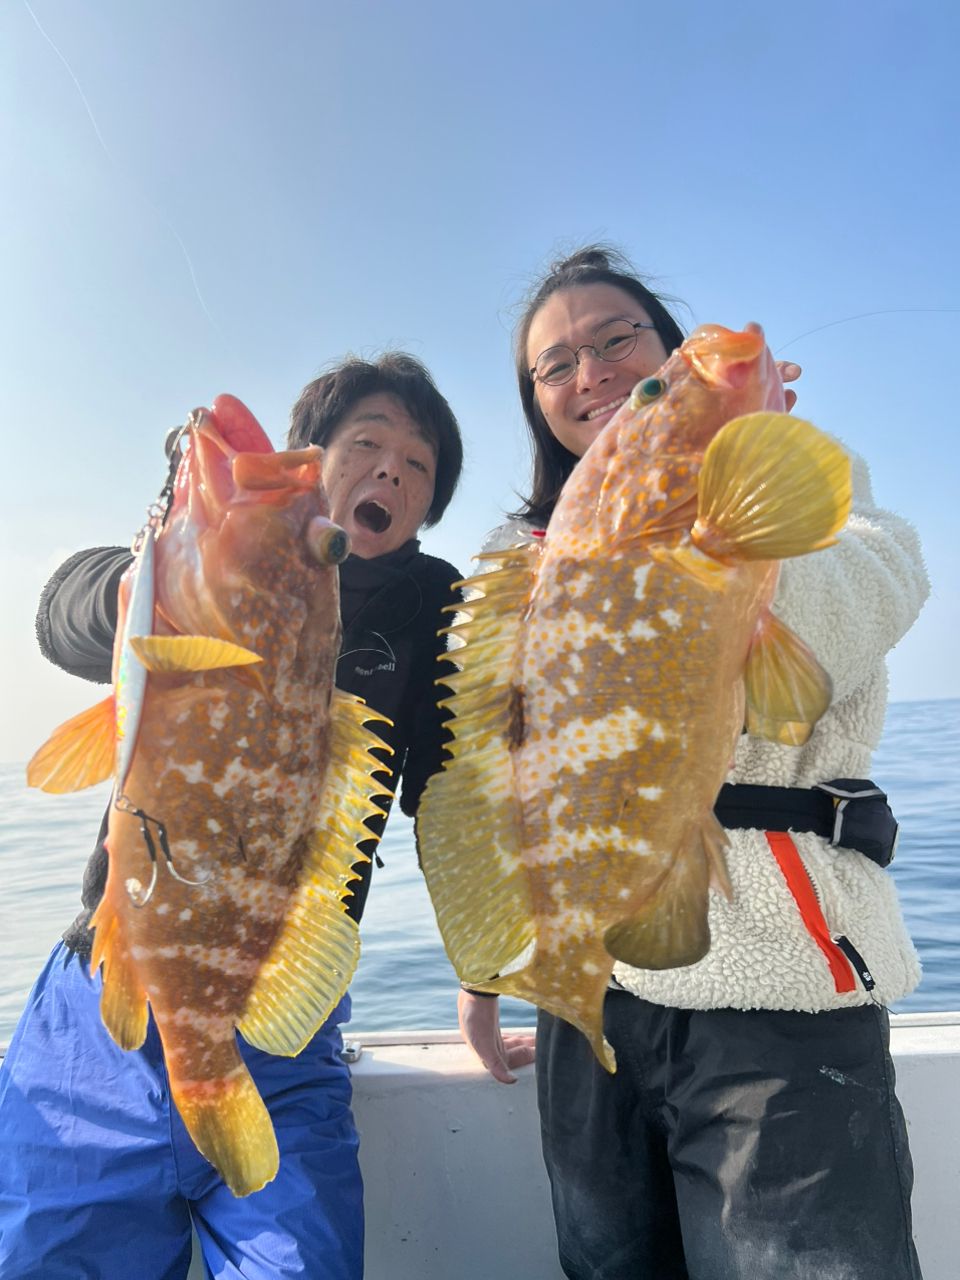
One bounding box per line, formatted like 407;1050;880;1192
530;319;658;386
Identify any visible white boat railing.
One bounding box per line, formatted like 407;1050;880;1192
5;1011;959;1279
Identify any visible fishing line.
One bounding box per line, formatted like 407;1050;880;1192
776;309;960;354
22;0;229;347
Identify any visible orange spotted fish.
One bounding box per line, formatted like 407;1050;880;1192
28;395;389;1194
416;324;851;1069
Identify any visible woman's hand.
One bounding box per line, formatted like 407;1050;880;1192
457;989;536;1084
777;360;801;412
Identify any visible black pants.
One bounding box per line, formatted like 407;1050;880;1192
537;992;922;1280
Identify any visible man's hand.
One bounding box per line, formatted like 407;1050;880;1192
457;989;536;1084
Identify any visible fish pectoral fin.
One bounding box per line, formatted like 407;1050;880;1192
648;541;730;590
238;690;390;1056
691;413;852;562
744;608;832;746
172;1063;279;1197
604;829;713;970
88;897;148;1050
129;635;263;673
26;695;116;793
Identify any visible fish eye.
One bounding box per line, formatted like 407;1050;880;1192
630;377;666;408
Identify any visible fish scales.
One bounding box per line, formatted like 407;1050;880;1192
417;325;852;1068
28;395;390;1195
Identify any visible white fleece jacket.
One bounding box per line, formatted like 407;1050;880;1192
481;448;929;1012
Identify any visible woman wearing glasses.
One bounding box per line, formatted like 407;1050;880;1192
458;245;928;1279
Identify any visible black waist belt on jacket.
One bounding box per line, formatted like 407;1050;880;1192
714;779;899;868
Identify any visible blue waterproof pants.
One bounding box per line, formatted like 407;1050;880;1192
0;944;363;1280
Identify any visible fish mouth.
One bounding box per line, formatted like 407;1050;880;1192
354;500;393;534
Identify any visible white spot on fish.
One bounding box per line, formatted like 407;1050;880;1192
582;961;600;975
236;737;249;749
175;761;206;785
659;608;682;629
628;619;656;641
156;902;171;916
635;786;663;801
206;819;222;834
179;909;193;922
633;564;651;598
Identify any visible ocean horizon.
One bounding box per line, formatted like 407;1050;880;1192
2;696;958;1044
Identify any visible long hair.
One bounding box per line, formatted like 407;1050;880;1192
514;245;686;525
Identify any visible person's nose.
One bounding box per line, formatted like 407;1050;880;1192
574;347;611;392
375;453;402;485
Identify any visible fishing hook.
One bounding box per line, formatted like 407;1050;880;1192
114;792;212;907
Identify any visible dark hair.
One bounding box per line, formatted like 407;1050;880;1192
514;244;687;525
287;352;463;527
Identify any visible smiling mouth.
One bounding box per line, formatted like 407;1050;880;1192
354;500;392;533
582;394;629;422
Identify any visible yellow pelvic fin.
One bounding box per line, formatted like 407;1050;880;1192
172;1067;279;1198
416;547;539;986
129;635;262;673
26;695;116;794
744;608;832;745
88;898;149;1051
604;822;713;972
692;413;852;562
238;690;390;1056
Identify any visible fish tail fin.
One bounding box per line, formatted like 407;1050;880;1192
89;897;149;1050
744;607;833;745
171;1062;279;1198
26;695;116;793
604;823;714;971
481;952;616;1072
692;413;852;561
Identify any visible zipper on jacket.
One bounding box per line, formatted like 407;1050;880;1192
764;832;863;995
831;934;876;991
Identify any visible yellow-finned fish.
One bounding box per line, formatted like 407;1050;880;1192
28;394;389;1195
416;324;851;1069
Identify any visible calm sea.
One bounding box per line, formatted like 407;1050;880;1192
2;697;958;1044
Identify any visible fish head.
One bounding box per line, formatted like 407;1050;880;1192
619;322;785;460
154;394;349;667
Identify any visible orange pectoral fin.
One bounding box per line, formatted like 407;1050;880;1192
26;696;116;793
744;608;832;746
129;635;262;673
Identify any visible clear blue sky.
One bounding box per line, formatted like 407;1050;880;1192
2;0;957;762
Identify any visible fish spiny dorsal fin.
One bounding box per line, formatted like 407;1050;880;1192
744;608;833;746
237;690;392;1056
691;413;852;562
26;695;117;794
88;895;149;1051
416;545;539;987
129;635;263;673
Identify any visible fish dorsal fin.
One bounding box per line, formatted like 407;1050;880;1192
88;890;149;1051
744;608;832;746
129;635;263;673
416;545;539;986
26;695;116;794
692;413;852;562
237;690;391;1056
